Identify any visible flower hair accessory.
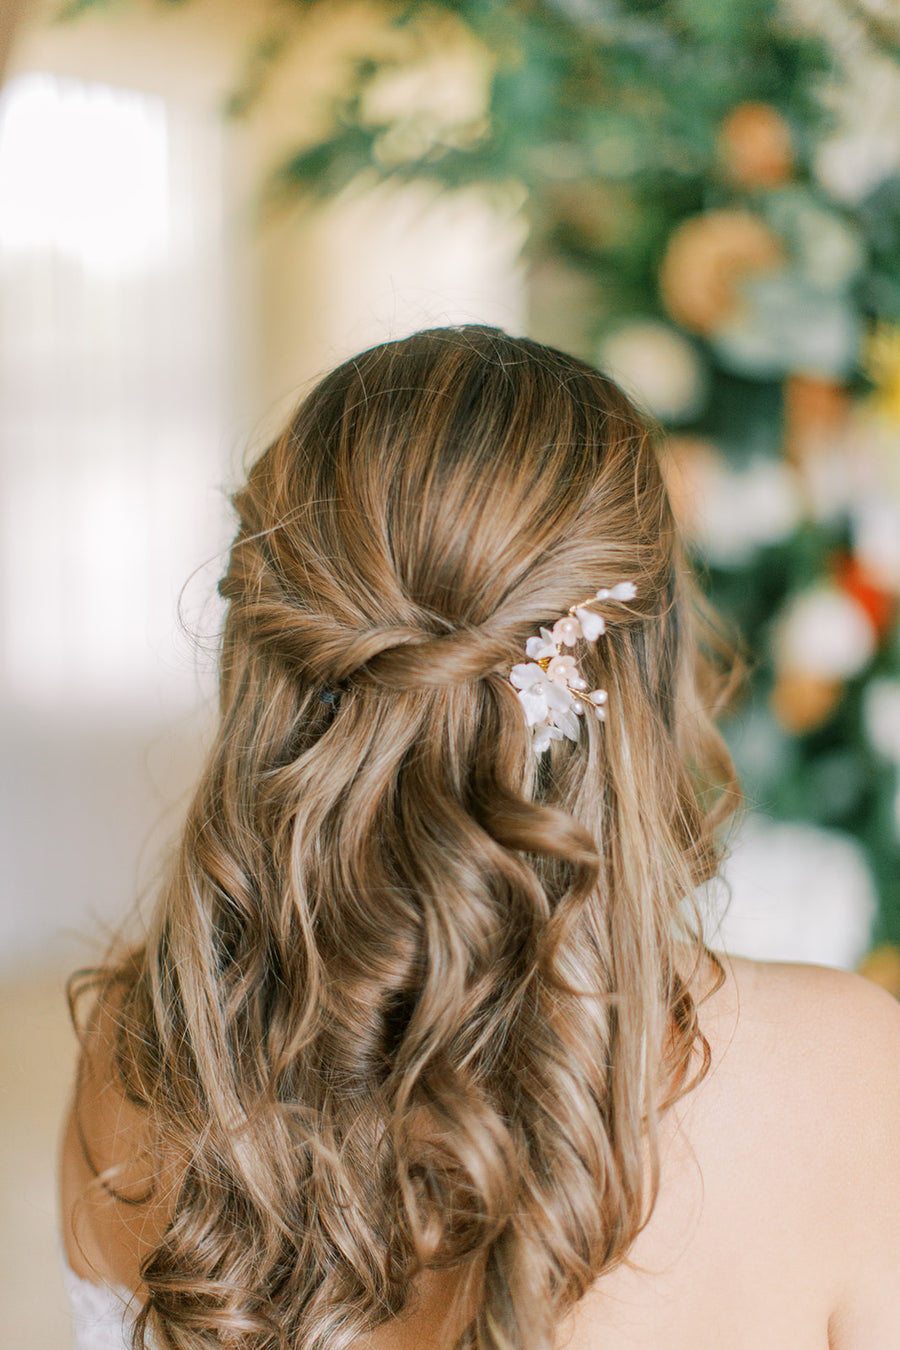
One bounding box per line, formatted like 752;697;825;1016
509;581;637;755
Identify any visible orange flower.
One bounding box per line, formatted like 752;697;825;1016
858;944;900;998
659;210;784;335
719;102;794;188
835;553;896;637
770;672;842;735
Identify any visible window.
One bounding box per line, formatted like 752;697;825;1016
0;72;234;713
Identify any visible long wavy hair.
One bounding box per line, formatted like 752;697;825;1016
71;325;739;1350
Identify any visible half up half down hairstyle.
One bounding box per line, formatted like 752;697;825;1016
73;326;740;1350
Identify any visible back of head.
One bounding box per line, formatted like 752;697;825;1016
86;326;738;1350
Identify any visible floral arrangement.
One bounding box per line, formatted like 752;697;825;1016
71;0;900;973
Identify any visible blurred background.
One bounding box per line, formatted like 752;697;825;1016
0;0;898;1342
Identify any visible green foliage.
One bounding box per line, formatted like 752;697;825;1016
56;0;120;19
262;0;900;945
223;30;292;119
56;0;186;17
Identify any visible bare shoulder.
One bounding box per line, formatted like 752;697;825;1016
705;954;900;1346
703;953;900;1126
59;982;174;1290
716;952;900;1086
726;948;900;1021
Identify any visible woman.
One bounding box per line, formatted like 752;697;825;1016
60;326;900;1349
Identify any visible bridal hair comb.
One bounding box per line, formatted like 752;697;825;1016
509;581;637;755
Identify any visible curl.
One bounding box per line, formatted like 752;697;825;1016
74;326;740;1350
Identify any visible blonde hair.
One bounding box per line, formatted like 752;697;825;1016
72;326;739;1350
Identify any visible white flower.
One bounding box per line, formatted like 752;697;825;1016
524;627;557;661
853;497;900;595
574;606;606;641
689;453;802;567
532;722;563;755
597;319;709;425
509;660;586;753
595;581;637;602
774;584;877;681
864;679;900;763
509;662;551;725
546;653;579;685
699;816;876;969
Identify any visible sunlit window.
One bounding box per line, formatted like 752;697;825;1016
0;72;169;273
0;73;232;713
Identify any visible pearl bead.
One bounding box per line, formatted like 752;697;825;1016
590;688;608;704
551;616;581;645
569;675;587;690
571;700;584;714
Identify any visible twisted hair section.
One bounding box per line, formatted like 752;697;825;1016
70;327;739;1350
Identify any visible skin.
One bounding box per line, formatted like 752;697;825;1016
60;952;900;1348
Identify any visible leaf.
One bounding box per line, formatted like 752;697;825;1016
269;126;383;202
55;0;119;21
224;29;293;119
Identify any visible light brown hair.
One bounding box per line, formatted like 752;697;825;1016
72;325;738;1349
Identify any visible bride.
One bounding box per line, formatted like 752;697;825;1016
60;325;900;1349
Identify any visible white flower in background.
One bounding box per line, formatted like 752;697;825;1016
597;318;709;424
762;188;865;295
774;584;877;681
816;131;900;205
687;452;802;567
699;816;876;968
863;679;900;763
852;496;900;595
800;444;858;524
813;57;900;205
798;401;900;529
711;272;862;381
801;212;865;293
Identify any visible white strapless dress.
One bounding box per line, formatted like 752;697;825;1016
62;1259;140;1350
